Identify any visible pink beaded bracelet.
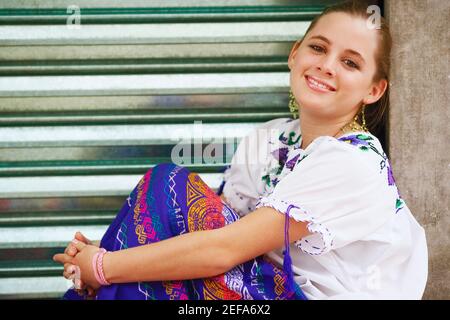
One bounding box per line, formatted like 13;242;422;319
92;248;111;286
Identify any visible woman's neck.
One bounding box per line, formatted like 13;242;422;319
299;113;355;150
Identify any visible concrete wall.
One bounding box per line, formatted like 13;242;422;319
385;0;449;299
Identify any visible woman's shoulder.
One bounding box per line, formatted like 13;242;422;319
296;132;392;188
308;131;388;171
307;132;403;210
335;132;388;173
336;132;385;156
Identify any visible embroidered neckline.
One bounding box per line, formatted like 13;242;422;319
261;123;305;192
279;131;301;147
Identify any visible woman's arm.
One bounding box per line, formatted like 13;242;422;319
102;206;310;284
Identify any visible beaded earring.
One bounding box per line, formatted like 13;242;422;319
288;89;299;119
340;104;369;134
360;104;368;132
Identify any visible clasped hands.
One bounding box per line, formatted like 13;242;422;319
52;232;103;298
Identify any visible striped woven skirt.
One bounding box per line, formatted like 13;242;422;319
63;163;307;300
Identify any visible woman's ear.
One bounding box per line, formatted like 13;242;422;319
364;78;388;105
288;40;302;70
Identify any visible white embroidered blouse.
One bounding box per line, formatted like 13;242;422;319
221;117;428;300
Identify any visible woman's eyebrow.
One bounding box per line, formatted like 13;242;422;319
308;35;366;64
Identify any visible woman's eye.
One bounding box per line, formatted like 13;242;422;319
343;59;359;69
307;44;359;69
309;45;325;53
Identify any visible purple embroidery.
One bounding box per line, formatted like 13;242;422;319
387;165;395;186
285;153;301;171
271;177;279;187
279;132;288;144
271;147;289;164
338;134;370;146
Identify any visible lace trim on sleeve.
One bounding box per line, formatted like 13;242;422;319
255;196;334;256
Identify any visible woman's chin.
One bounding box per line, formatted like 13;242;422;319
298;94;332;110
297;86;333;104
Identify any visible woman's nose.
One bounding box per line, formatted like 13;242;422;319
316;56;336;77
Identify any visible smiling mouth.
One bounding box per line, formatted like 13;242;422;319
305;75;336;92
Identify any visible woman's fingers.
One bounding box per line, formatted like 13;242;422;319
57;233;92;294
53;253;73;265
70;239;87;252
62;232;90;257
63;271;72;280
64;242;79;257
65;263;75;274
56;232;96;295
63;263;76;279
63;270;79;281
61;237;86;261
67;244;77;256
75;231;92;245
63;263;86;290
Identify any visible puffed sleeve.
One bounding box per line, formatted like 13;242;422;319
255;137;395;256
221;118;289;217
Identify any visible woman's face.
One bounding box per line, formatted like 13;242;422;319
288;12;387;122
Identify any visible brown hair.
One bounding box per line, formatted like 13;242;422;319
301;0;392;135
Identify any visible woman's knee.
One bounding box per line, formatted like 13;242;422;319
140;163;192;191
152;162;191;177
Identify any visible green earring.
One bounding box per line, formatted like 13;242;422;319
288;90;299;119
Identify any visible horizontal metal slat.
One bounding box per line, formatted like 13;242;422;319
0;247;66;262
0;72;289;97
0;196;128;217
0;122;256;147
0;56;288;76
0;42;293;61
0;225;107;249
0;211;115;227
0;276;71;299
0;93;289;112
0;5;330;24
0;260;63;278
0;0;332;9
0;142;236;162
0;110;290;126
0;21;309;45
0;146;177;162
0;159;229;176
0;172;223;199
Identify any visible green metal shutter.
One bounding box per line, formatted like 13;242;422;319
0;0;339;299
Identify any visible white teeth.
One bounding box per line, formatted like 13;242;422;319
308;77;333;91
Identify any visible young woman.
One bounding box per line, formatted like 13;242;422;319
53;0;428;300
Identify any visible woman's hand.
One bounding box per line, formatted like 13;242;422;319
54;232;99;297
54;240;103;291
64;232;96;296
64;231;93;255
71;241;104;290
